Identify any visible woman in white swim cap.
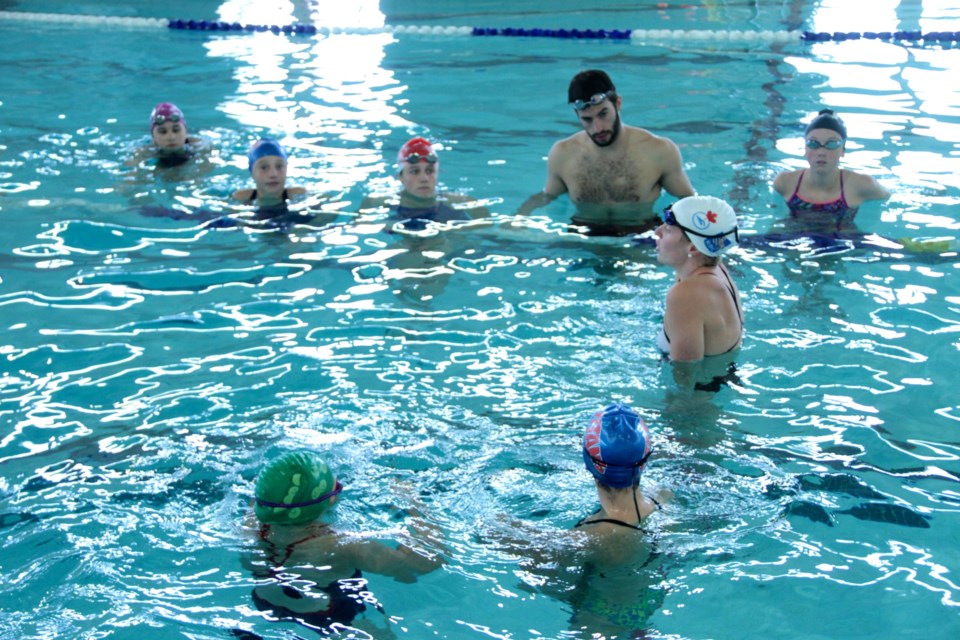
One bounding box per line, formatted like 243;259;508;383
654;195;744;362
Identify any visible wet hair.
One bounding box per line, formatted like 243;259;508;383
568;69;618;104
805;109;847;140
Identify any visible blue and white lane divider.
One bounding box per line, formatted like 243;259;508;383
1;11;959;44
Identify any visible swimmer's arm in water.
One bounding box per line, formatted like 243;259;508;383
848;171;891;204
443;192;492;219
336;536;444;584
517;140;569;215
662;284;707;362
654;136;696;199
771;169;801;201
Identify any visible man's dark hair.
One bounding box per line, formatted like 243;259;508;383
568;69;617;104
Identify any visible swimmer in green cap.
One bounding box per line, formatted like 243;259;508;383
240;450;445;638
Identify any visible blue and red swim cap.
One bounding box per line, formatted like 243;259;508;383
582;403;652;488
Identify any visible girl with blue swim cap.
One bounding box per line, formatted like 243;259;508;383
232;138;306;212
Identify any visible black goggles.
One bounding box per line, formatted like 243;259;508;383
152;114;182;126
586;448;653;470
404;152;438;164
571;92;611;111
254;480;343;509
805;138;844;150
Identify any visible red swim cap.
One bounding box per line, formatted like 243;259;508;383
397;137;438;168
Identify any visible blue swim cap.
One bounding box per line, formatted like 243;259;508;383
582;403;652;488
805;109;847;140
248;138;288;173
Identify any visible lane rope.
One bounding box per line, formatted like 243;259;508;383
1;11;958;44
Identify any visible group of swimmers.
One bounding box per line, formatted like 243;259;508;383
246;402;660;636
137;68;900;362
191;68;903;635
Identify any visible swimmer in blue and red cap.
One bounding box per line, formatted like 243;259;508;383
773;108;890;232
232;138;306;210
576;403;664;531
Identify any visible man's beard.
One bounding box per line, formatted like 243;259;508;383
590;111;621;147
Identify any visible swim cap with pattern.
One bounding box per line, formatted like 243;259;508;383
582;403;652;488
254;451;341;525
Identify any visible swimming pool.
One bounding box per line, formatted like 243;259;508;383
1;1;959;638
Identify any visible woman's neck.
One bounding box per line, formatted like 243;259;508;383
597;486;642;524
399;190;437;208
806;165;842;186
676;256;715;282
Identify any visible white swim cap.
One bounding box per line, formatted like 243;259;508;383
666;195;739;257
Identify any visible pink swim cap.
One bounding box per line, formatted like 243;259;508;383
150;103;186;131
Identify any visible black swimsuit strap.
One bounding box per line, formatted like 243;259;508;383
249;188;289;203
575;491;659;530
576;516;644;530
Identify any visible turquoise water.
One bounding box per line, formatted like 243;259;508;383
1;1;959;639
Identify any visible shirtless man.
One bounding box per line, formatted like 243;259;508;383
519;69;695;236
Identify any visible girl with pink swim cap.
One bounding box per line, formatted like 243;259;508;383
126;102;210;174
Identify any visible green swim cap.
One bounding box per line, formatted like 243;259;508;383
254;451;342;525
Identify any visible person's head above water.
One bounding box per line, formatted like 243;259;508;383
397;137;439;199
248;138;288;173
582;403;653;489
254;451;343;525
149;102;189;156
663;195;740;258
805;108;847;141
568;69;618;110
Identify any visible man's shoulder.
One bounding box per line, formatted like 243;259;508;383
623;126;676;150
552;130;588;152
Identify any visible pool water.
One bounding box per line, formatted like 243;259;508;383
1;1;959;639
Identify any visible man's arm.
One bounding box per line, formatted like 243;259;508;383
657;137;695;199
517;141;569;215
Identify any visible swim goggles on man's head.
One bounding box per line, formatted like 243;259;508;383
571;92;611;111
152;114;182;127
254;480;344;510
404;152;438;164
805;138;844;150
663;205;740;242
